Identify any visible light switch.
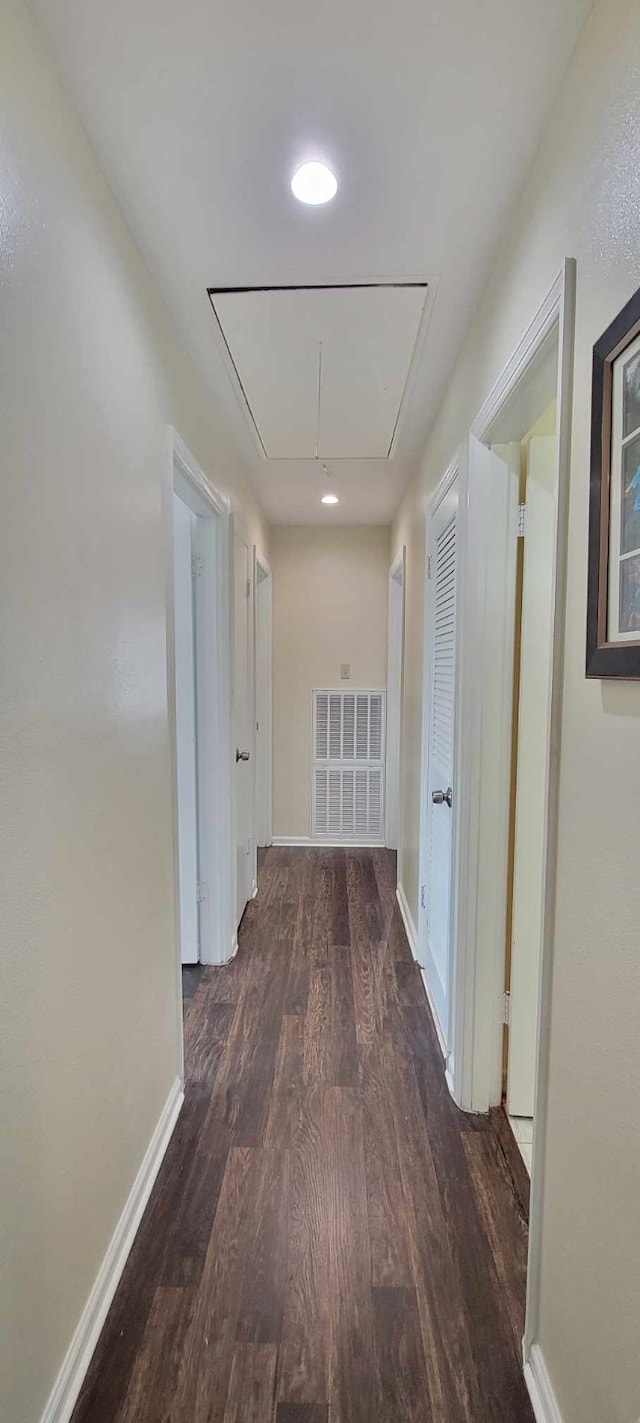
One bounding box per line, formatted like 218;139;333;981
340;663;351;680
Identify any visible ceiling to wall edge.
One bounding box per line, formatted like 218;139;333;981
206;279;439;466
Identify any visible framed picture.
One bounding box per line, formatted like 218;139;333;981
587;284;640;678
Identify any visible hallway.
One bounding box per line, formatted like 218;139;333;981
72;848;534;1423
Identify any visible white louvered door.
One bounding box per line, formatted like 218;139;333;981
422;480;459;1035
312;690;385;842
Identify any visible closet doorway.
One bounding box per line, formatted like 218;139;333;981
168;431;233;980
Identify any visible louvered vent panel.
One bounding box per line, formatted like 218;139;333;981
315;693;328;760
432;514;457;779
312;689;386;842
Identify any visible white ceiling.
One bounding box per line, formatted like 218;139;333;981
27;0;593;524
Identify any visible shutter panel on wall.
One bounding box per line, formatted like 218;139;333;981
432;516;456;780
312;690;386;842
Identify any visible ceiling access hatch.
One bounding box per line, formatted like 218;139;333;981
208;283;429;461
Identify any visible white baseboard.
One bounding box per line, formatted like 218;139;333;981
272;836;385;848
524;1345;563;1423
41;1077;184;1423
396;882;447;1059
396;880;418;955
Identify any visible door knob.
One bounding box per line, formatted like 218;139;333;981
236;748;250;763
432;786;453;807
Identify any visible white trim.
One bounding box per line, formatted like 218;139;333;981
389;549;405;584
166;429;234;972
40;1079;184;1423
396;882;447;1059
172;429;229;517
524;1345;564;1423
255;550;272;579
271;835;383;848
385;547;406;850
426;452;461;517
396;879;418;954
452;262;574;1111
471;271;564;441
232;520;256;923
441;262;576;1387
253;547;273;849
452;437;521;1113
525;258;576;1361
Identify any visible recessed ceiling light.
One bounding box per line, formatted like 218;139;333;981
291;162;337;206
321;493;339;505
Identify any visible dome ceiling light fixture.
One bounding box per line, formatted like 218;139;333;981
291;161;338;206
321;493;339;505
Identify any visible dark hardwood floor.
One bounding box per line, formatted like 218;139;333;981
72;847;533;1423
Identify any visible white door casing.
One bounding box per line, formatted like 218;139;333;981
420;478;459;1043
172;493;200;965
507;435;557;1117
426;264;576;1376
453;435;520;1111
254;550;272;849
385;550;406;851
168;431;233;979
233;528;254;924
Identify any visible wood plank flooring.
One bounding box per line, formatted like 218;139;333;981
72;847;533;1423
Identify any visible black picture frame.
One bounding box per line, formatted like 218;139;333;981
586;284;640;678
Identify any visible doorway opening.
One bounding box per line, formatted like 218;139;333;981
505;414;560;1160
385;548;406;853
254;548;273;852
167;429;234;1058
488;359;559;1174
415;265;575;1392
233;525;255;928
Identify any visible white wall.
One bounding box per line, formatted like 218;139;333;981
271;525;390;838
393;0;640;1417
0;4;267;1421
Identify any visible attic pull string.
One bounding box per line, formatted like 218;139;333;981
315;341;322;461
314;342;333;478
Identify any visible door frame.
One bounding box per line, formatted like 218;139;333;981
165;428;234;1017
385;548;406;851
231;518;257;919
253;547;272;851
417;457;461;1063
443;263;576;1372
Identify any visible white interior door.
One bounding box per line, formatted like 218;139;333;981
420;479;458;1038
173;492;199;964
233;530;253;926
507;435;557;1117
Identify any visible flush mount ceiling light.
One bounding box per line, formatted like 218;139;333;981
321;493;339;505
291;161;337;205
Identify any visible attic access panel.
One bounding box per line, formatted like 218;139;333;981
208;283;428;460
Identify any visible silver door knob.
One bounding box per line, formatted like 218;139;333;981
432;787;453;807
236;749;250;763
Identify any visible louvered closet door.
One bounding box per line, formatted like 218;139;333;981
312;690;385;842
424;483;458;1032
